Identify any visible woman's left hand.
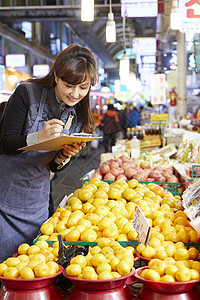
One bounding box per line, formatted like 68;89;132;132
61;142;86;157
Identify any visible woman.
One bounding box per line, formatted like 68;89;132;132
0;43;98;262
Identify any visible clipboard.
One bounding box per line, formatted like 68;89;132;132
19;134;102;152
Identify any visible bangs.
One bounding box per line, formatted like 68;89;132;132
56;57;97;85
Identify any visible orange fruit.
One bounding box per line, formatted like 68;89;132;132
35;240;49;250
97;237;112;248
98;270;113;280
174;217;187;226
0;263;8;276
5;257;20;267
98;217;113;231
189;230;199;243
91;253;107;267
174;248;189;261
191;261;200;273
82;270;98;280
93;190;108;199
97;262;112;275
190;269;200;280
20;266;35;279
177;230;190;243
46;261;59;272
66;264;82;277
70;255;87;268
40;222;54;235
103;227;118;240
150;260;166;276
65;229;80;241
117;260;131;276
160;275;175;282
78;188;93;202
143;269;160;281
31;253;46;263
110;257;120;271
85;213;100;226
18;243;30;255
3;267;19;279
165;265;178;277
175;268;191;282
188;247;199;260
81;229;97;242
34;263;50;277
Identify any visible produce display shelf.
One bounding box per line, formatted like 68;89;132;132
83;179;182;194
33;234;139;248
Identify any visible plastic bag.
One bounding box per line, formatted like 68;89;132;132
55;235;89;292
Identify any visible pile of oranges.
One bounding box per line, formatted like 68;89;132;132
140;257;200;282
66;237;135;280
39;178;198;248
0;240;60;279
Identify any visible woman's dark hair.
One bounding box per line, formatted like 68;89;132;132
27;44;99;133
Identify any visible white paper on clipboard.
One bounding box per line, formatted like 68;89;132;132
19;134;102;152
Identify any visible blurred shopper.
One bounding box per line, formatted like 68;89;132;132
101;104;121;152
127;106;141;128
196;105;200;119
118;105;130;139
0;43;98;262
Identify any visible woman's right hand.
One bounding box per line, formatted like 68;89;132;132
38;119;64;142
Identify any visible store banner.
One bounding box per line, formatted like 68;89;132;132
121;0;158;17
180;0;200;32
151;74;166;105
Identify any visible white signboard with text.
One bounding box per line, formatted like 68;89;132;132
121;0;158;17
180;0;200;32
132;205;151;247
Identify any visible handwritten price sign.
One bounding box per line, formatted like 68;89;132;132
132;205;151;247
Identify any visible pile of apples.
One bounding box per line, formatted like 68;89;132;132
92;154;180;184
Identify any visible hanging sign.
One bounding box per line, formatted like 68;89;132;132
151;74;166;105
151;113;168;125
132;205;151;247
121;0;158;17
180;0;200;32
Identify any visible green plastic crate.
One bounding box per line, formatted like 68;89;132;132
33;233;139;248
192;164;200;179
83;179;181;194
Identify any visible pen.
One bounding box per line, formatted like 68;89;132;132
39;120;65;128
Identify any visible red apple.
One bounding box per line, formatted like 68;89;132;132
103;173;115;181
140;161;151;169
167;175;179;183
116;174;127;181
110;161;119;169
124;168;135;180
121;162;131;171
99;163;110;175
91;172;103;180
110;168;121;178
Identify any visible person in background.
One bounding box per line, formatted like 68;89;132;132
118;105;130;139
196;105;200;119
127;106;141;128
101;103;121;152
0;43;98;262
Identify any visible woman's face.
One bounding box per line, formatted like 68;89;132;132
55;76;91;107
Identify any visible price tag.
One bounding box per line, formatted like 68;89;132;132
132;205;151;247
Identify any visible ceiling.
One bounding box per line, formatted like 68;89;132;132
0;0;172;71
